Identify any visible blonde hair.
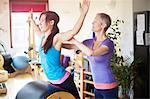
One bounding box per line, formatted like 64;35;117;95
97;13;111;31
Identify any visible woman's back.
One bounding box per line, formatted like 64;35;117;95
39;46;66;80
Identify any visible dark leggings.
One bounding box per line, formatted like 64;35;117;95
94;87;118;99
54;75;80;99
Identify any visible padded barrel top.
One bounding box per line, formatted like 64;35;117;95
16;80;67;99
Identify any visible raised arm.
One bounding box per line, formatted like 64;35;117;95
28;12;42;37
57;0;90;42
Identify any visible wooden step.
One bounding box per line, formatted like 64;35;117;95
83;91;94;96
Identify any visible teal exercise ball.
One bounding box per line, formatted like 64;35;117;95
12;56;29;70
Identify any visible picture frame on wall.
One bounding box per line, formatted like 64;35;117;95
136;31;144;45
136;14;145;45
135;11;150;46
145;32;150;46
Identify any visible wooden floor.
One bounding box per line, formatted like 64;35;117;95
0;74;33;99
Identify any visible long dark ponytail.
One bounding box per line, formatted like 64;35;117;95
39;11;59;53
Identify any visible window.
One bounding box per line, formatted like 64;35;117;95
10;0;48;52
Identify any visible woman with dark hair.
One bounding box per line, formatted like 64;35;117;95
68;13;118;99
28;0;90;98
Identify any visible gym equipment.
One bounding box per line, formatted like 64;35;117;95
16;80;75;99
0;53;31;78
29;62;44;80
0;70;8;82
73;53;95;99
28;11;36;59
60;54;64;66
1;54;15;73
0;41;15;73
46;91;75;99
12;55;29;70
62;56;70;68
0;54;4;69
0;83;7;94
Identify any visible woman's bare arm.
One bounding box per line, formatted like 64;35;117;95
72;39;109;56
57;0;90;43
28;12;42;37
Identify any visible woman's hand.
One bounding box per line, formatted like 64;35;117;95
62;38;77;45
27;10;42;37
56;0;90;45
80;0;90;14
69;38;79;45
27;10;33;22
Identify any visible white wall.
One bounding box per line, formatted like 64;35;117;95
48;0;134;59
0;0;10;49
133;0;150;12
48;0;81;58
149;1;150;10
0;0;149;59
48;0;91;40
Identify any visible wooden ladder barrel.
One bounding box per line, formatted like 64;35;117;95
16;80;76;99
47;91;75;99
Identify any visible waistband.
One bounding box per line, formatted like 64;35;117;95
49;71;70;84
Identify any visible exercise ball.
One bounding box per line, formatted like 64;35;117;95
12;56;29;70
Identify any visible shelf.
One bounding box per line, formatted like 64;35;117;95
83;91;95;96
83;80;94;84
74;70;80;74
83;71;92;75
72;55;94;99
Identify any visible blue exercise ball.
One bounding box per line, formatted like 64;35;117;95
12;56;29;70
